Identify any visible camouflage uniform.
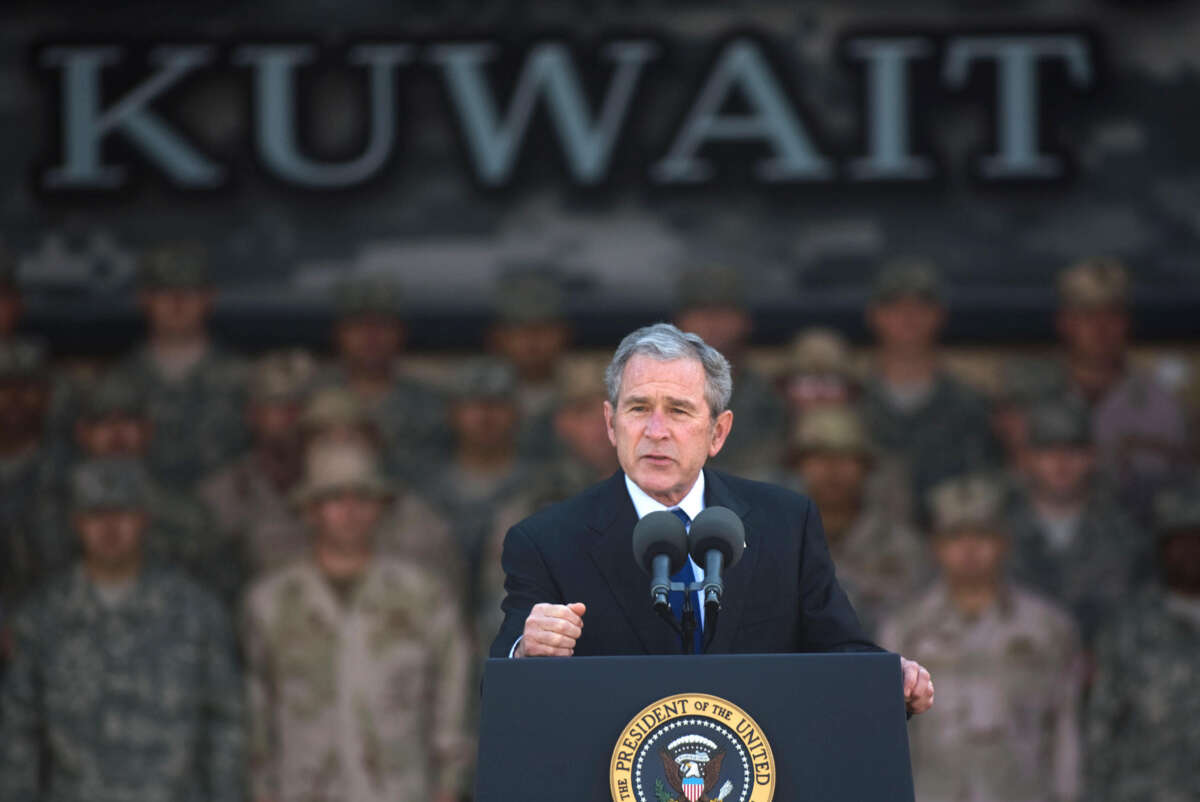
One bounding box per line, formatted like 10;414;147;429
114;245;248;489
1006;399;1152;644
318;277;451;483
1085;485;1200;802
674;265;786;479
879;475;1084;802
783;407;930;635
197;351;319;584
861;263;1000;519
0;462;245;802
242;562;472;802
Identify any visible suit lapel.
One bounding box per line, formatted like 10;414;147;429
701;469;758;654
585;472;686;655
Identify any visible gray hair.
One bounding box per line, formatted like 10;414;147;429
605;323;733;417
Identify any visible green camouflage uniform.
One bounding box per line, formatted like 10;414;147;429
242;558;472;802
1;458;243;802
114;245;248;489
1085;485;1200;802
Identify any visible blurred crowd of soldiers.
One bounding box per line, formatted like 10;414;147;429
0;243;1197;802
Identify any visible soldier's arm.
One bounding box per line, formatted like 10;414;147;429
1083;624;1125;800
428;587;474;802
198;595;247;802
0;606;45;802
241;597;281;802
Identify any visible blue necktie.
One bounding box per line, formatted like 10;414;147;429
667;507;703;654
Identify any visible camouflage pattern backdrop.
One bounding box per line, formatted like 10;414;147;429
2;0;1199;351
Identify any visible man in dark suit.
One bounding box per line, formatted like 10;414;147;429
490;323;934;715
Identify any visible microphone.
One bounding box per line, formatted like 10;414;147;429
632;510;689;611
687;506;745;612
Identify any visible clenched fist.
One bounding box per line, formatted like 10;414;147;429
515;602;586;657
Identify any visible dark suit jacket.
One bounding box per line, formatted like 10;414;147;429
489;468;880;658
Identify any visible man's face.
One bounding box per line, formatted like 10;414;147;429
992;404;1030;463
74;509;147;571
1025;446;1094;504
76;416;152;458
308;491;384;549
335;315;404;372
867;297;944;352
0;379;48;441
451;398;519;453
490;322;570;381
675;306;750;359
554;394;618;474
138;288;213;340
249;400;302;446
784;374;853;418
797;453;869;511
933;529;1008;587
1057;306;1128;362
604;355;732;505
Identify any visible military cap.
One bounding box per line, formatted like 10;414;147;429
791;407;874;457
79;373;147;421
871;258;944;305
452;358;517;401
994;358;1067;407
786;328;856;379
291;440;393;506
927;474;1007;536
1058;257;1129;309
334;275;406;319
675;263;747;311
1152;482;1200;537
250;349;319;404
1026;398;1092;449
557;359;608;406
494;270;566;325
0;338;47;381
138;243;210;289
70;458;152;512
299;387;372;432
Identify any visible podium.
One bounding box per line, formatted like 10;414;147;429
475;653;915;802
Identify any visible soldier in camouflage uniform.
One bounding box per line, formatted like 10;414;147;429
317;276;451;484
674;264;786;480
0;340;66;605
198;350;319;587
1006;398;1151;644
243;440;472;802
113;243;248;489
1085;481;1200;802
991;358;1069;475
424;358;533;609
487;269;573;463
879;474;1083;802
782;407;930;636
859;259;1000;521
1052;258;1187;513
0;459;245;802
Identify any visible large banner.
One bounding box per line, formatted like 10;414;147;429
3;0;1199;347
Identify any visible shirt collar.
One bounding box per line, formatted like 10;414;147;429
624;471;706;523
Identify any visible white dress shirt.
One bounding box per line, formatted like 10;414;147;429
509;472;708;657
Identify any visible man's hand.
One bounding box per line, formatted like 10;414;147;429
900;657;934;715
516;602;586;658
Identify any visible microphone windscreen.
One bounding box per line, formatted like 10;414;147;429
688;506;745;568
632;510;689;575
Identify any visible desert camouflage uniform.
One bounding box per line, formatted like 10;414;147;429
0;565;245;802
242;558;472;802
1085;588;1200;802
880;582;1084;802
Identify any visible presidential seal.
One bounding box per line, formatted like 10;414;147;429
609;693;775;802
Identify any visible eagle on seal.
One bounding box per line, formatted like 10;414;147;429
659;739;727;802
